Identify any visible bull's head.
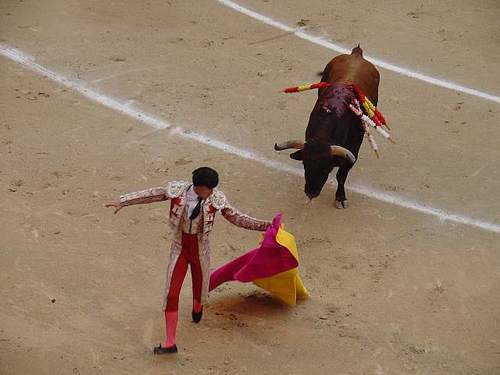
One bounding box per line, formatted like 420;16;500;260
274;140;356;200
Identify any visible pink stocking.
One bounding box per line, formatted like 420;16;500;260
193;299;202;313
163;310;178;348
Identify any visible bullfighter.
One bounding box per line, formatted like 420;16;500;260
105;167;271;354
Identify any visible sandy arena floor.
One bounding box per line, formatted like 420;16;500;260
1;1;499;374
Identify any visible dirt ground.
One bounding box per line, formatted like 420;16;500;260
1;1;499;374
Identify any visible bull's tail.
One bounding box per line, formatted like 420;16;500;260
351;44;363;56
318;44;362;76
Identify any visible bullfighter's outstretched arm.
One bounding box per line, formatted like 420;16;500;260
118;187;169;207
221;204;271;232
105;186;169;214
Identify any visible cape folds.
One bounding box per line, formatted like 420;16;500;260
209;214;309;306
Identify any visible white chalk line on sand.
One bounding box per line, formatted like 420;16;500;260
217;0;500;105
1;43;499;234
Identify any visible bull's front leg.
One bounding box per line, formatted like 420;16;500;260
334;122;363;209
335;163;353;209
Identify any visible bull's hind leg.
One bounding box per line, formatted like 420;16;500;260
335;164;353;209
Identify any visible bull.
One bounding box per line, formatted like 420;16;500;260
274;45;380;208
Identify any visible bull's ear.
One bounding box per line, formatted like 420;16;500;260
290;150;303;160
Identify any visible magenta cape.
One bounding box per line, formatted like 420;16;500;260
209;214;308;305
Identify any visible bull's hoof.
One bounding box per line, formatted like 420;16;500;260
335;200;349;209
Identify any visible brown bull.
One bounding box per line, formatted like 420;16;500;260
275;45;380;208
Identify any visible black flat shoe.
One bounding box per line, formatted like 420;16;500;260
153;343;178;355
192;307;203;323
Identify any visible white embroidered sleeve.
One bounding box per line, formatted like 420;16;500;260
221;204;271;232
119;187;168;206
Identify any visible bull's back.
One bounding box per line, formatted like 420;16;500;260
321;54;380;104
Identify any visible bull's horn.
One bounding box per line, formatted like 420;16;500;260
274;140;304;151
331;146;356;163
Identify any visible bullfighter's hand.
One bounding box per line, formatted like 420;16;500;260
105;201;124;214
